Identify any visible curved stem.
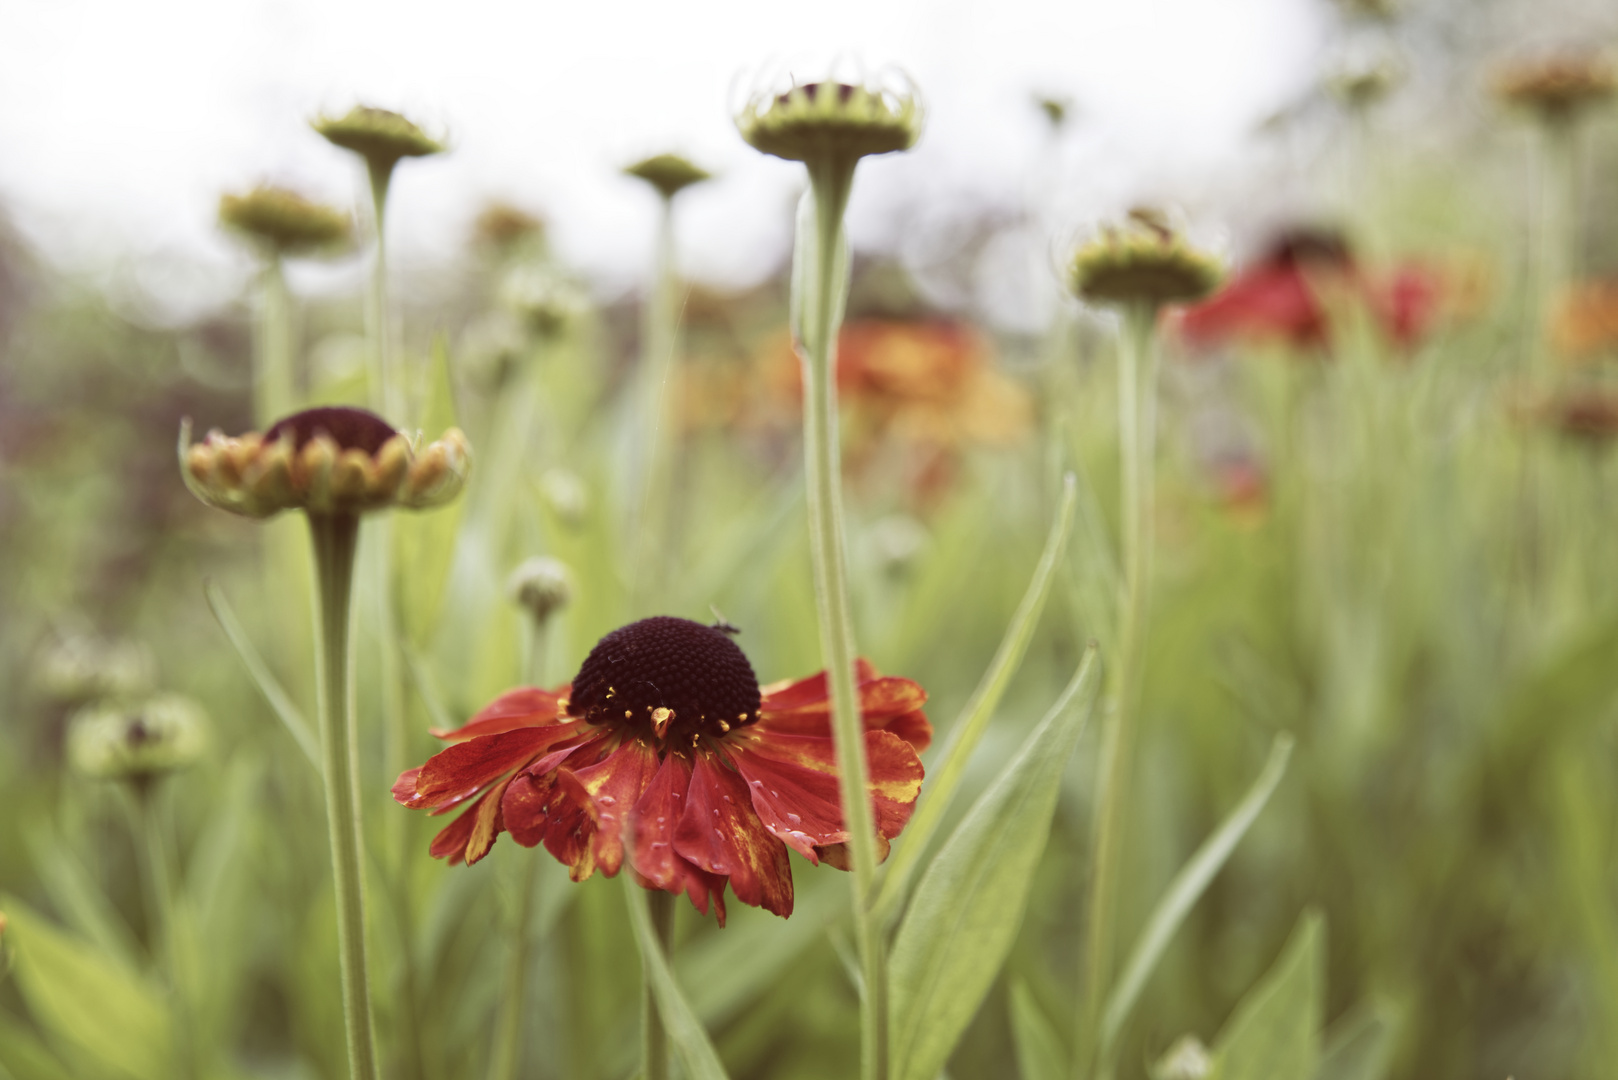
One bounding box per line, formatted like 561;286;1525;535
641;889;676;1080
802;155;886;1080
309;512;379;1080
1076;303;1157;1080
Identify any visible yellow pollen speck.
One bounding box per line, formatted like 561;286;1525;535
737;713;747;721
719;720;730;732
652;707;674;737
624;710;633;718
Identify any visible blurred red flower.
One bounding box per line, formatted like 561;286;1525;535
392;616;930;925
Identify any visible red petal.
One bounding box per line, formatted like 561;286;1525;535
427;800;480;866
500;737;614;882
629;755;730;925
880;709;933;753
430;685;571;742
758;670;929;744
559;738;660;877
674;751;793;918
757;660;878;712
402;723;581;811
391;767;422;803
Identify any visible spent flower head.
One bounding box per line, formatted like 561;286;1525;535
313;105;445;175
1493;51;1617;125
68;694;208;782
737;75;922;164
1069;208;1224;308
498;265;590;340
507;556;573;624
219;186;351;257
624;153;713;200
181;405;470;519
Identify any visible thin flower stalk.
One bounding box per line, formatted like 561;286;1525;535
256;256;296;429
641;889;676;1080
130;785;196;1080
629;195;681;607
801;152;889;1080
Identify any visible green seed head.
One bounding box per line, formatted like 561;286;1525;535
1068;209;1223;308
507;556;574;624
313;105;445;174
737;78;922;164
67;694;208;782
1493;51;1617;125
219;185;352;257
624;153;713;200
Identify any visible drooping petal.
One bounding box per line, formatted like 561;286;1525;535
556;738;660;877
396;722;582;812
757;666;931;749
675;750;793;918
757;659;878;712
630;754;730;926
500;736;615;881
429;685;571;742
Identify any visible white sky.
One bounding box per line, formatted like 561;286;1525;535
0;0;1326;320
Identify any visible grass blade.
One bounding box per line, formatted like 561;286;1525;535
874;474;1078;924
1313;1000;1396;1080
1010;980;1067;1080
1211;910;1324;1080
888;647;1100;1080
203;579;319;771
1099;734;1294;1064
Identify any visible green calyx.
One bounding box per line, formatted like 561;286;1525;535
313;105;445;172
1069;212;1223;308
624;153;713;200
219;186;352;256
737;80;922;164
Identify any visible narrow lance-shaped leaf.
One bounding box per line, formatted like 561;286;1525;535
1099;734;1295;1065
1313;1000;1397;1080
888;648;1101;1080
203;580;320;771
621;877;731;1080
1010;980;1068;1080
1210;910;1325;1080
875;474;1078;925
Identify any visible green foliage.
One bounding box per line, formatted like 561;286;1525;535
1209;912;1324;1080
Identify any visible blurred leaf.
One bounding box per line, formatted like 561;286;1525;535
1100;734;1295;1063
876;474;1078;924
1210;910;1324;1080
622;879;731;1080
402;641;455;735
204;579;320;771
1009;980;1066;1080
1313;1000;1396;1080
1;897;171;1080
23;827;140;968
0;1011;79;1080
888;648;1100;1080
1489;614;1618;766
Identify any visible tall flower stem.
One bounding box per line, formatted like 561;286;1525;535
1527;121;1577;376
801;154;886;1080
255;255;296;428
1077;303;1158;1080
629;196;680;609
640;889;676;1080
308;512;379;1080
130;782;195;1080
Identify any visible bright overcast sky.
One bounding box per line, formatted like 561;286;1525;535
0;0;1325;319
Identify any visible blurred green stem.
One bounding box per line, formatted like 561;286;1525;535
308;511;379;1080
1077;303;1158;1080
130;782;194;1080
1528;121;1576;375
255;255;295;428
630;195;680;608
641;889;676;1080
801;154;886;1080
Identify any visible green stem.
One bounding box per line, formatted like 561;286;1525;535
1527;121;1576;376
802;154;886;1080
365;165;403;423
131;783;194;1080
1077;304;1158;1080
256;255;295;428
641;889;676;1080
630;196;680;609
308;512;379;1080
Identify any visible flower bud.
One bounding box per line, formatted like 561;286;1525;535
312;105;445;175
219;186;352;257
737;77;922;164
539;467;589;527
498;265;589;341
624;153;713;200
1493;51;1617;125
67;694;208;782
507;557;573;625
1069;208;1223;308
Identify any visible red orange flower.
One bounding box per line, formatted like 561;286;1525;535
393;617;930;925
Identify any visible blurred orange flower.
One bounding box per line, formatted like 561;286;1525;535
1552;281;1618;360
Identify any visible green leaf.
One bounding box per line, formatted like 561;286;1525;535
1;897;171;1080
203;579;320;771
23;827;141;968
1210;911;1324;1080
888;648;1101;1080
0;1010;79;1080
1009;981;1066;1080
1100;734;1294;1063
1313;1001;1396;1080
621;879;731;1080
875;474;1079;925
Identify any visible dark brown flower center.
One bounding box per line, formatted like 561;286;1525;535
264;406;399;455
568;616;761;748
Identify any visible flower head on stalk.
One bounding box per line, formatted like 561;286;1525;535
1493;51;1617;127
219;186;352;258
1069;209;1223;309
624;154;713;201
68;694;208;783
393;616;930;925
737;76;922;164
180;405;470;519
313;106;445;177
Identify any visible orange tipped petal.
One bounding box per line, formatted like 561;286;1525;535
431;686;571;741
560;738;660;877
675;751;793;918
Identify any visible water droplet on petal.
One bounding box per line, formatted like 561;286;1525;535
713;828;725;840
786;812;801;825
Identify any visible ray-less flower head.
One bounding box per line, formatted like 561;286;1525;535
472;200;547;254
68;693;208;782
33;627;156;704
539;467;589;527
1069;208;1224;309
181;405;470;519
394;616;931;923
507;556;573;625
624;153;713;201
498;265;591;340
219;186;352;257
313;105;445;177
1493;50;1617;126
737;74;922;165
